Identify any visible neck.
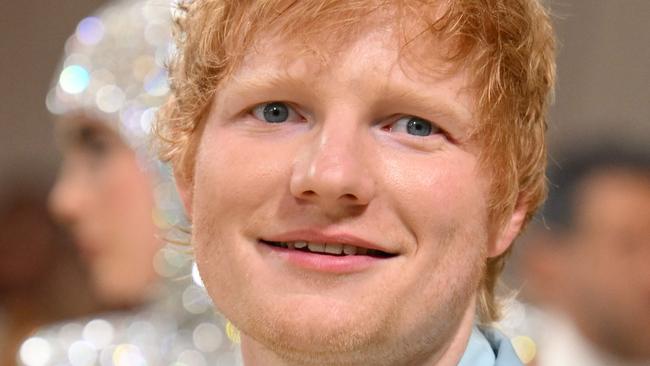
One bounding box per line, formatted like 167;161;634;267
240;296;478;366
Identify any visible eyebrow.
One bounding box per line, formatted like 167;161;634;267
221;71;318;98
372;86;474;130
218;69;475;135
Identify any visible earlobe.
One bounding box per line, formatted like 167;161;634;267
489;201;528;258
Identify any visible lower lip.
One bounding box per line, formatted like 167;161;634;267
259;242;385;273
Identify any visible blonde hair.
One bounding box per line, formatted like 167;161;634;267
155;0;556;322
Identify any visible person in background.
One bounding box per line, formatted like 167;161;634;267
0;188;98;366
517;145;650;366
17;0;239;364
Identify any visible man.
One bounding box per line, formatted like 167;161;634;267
17;0;238;364
155;1;556;365
517;146;650;366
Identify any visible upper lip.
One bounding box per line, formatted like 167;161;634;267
261;228;399;255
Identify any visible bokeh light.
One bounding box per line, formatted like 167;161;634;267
113;344;146;366
191;261;205;288
182;284;212;314
20;337;52;366
511;335;537;364
68;340;97;366
83;319;115;348
143;69;169;96
193;322;223;352
76;17;105;45
177;349;207;366
95;84;125;113
59;65;90;94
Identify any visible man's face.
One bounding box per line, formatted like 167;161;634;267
185;25;513;365
562;170;650;359
49;119;159;306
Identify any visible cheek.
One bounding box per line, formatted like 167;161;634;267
381;148;490;243
192;127;292;223
190;127;292;290
100;154;156;244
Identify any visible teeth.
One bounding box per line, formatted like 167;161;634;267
307;242;325;253
267;240;391;257
342;245;357;255
324;243;343;255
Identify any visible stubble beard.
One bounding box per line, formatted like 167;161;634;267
226;252;485;366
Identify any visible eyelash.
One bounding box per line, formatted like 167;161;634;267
249;101;445;138
251;102;304;124
382;116;442;137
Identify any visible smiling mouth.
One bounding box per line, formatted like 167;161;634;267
259;240;396;258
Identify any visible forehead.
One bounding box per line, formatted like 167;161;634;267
217;21;476;135
576;170;650;231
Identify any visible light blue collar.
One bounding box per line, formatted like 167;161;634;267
457;326;523;366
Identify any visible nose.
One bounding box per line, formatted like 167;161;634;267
289;122;376;216
49;163;87;227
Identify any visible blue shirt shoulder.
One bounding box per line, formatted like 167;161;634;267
457;326;523;366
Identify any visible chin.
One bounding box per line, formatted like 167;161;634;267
218;289;465;366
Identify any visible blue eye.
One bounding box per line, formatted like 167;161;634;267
252;102;299;123
391;116;439;136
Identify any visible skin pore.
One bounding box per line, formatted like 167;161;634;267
49;117;160;308
177;21;526;366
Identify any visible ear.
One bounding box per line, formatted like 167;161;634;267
174;167;194;221
488;200;528;258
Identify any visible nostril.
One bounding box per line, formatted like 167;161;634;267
302;190;317;197
340;193;358;201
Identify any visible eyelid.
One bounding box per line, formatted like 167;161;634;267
385;115;443;134
250;101;305;123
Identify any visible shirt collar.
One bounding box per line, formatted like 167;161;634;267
458;326;523;366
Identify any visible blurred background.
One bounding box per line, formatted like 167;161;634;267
1;0;648;365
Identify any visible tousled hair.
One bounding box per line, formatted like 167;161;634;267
154;0;556;322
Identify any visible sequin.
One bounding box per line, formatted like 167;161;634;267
182;285;212;314
83;319;115;348
45;88;65;114
140;107;158;133
143;68;169;96
59;65;90;94
96;85;126;113
64;53;92;70
76;17;105;45
511;335;537;363
178;349;207;366
113;344;146;366
19;337;52;366
191;261;205;288
193;323;224;352
226;321;241;344
68;340;98;366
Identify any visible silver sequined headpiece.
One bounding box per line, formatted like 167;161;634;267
47;0;188;236
46;0;172;152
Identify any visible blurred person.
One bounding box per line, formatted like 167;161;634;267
155;0;556;365
518;145;650;366
0;189;98;366
49;116;160;308
17;0;239;365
